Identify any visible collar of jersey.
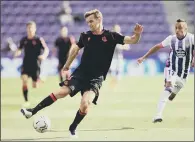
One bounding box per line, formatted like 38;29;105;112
91;28;105;35
176;33;188;40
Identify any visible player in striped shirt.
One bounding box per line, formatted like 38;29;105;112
137;19;194;123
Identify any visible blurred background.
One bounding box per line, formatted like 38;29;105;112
1;1;194;77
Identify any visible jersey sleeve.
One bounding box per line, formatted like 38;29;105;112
160;35;172;48
76;34;84;49
18;38;25;49
112;32;125;45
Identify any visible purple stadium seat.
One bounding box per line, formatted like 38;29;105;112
3;1;188;55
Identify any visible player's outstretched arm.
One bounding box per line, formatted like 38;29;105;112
63;44;80;70
137;44;162;64
124;23;143;44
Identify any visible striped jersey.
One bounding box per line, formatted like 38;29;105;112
160;32;194;79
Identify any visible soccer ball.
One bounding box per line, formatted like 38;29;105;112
33;116;51;133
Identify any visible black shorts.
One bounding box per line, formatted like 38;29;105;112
59;71;104;98
21;65;40;82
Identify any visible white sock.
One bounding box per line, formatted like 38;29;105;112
154;89;171;119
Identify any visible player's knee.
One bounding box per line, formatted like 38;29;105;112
54;86;71;99
172;81;183;94
22;77;28;84
80;100;90;113
22;81;28;86
165;86;172;94
165;81;172;88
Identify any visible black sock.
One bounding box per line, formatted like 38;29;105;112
71;109;86;128
23;85;28;102
32;93;57;115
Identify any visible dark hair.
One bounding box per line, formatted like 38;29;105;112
176;19;186;23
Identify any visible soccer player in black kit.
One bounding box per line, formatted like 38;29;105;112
54;26;75;82
14;21;49;108
21;9;143;137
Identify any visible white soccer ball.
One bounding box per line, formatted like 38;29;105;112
33;116;51;133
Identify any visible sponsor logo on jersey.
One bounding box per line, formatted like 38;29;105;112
32;40;37;46
102;36;107;42
175;48;186;58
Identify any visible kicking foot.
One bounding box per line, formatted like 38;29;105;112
153;118;163;123
21;108;33;119
69;124;78;138
168;93;176;101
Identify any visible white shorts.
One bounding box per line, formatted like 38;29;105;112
164;67;187;94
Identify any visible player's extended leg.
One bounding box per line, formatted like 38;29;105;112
153;79;184;123
21;74;30;107
21;86;71;119
153;81;172;123
153;66;172;123
69;90;94;136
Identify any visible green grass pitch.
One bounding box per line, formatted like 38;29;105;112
1;74;194;141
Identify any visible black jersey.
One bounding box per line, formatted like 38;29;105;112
55;37;72;63
19;36;44;67
75;29;125;80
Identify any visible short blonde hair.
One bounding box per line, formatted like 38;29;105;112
26;21;36;28
84;9;103;19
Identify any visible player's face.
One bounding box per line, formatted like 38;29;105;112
26;24;36;36
86;14;101;32
61;27;68;37
175;22;187;39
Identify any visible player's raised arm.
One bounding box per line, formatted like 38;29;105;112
137;35;172;64
137;44;162;64
123;23;143;44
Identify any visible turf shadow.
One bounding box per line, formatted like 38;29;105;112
49;126;135;132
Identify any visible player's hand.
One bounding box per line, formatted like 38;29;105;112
133;23;143;35
38;55;46;61
14;50;21;58
137;57;145;65
62;67;71;80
